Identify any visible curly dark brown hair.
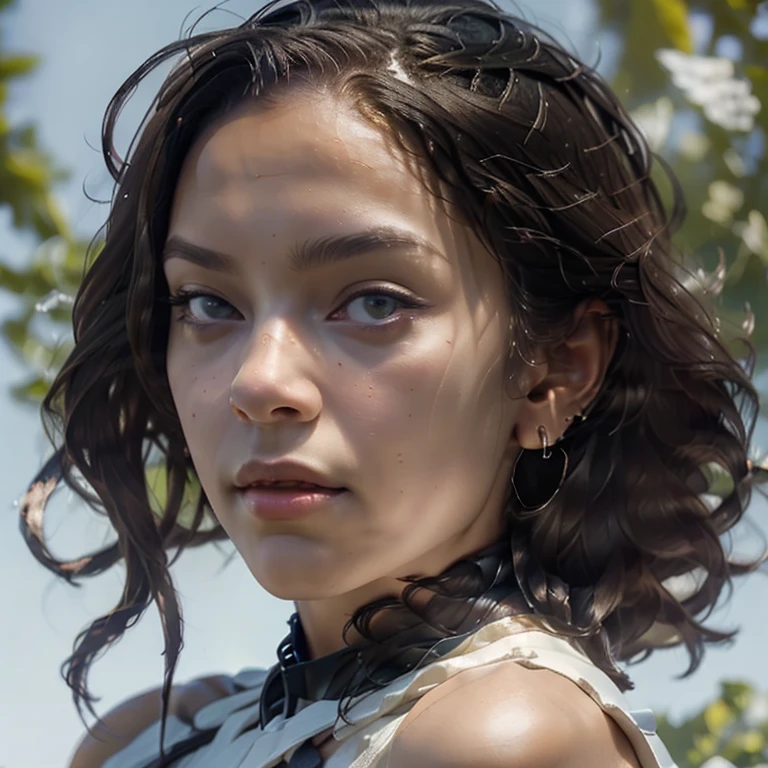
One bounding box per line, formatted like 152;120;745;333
20;0;767;755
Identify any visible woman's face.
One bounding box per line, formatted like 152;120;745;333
164;89;523;602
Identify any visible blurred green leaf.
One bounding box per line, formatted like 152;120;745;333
721;682;754;710
145;463;210;530
657;681;768;767
725;0;762;10
651;0;694;53
10;375;52;403
597;0;768;379
0;54;38;79
704;699;735;736
744;65;768;82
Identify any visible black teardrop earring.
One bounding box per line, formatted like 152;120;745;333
510;425;569;512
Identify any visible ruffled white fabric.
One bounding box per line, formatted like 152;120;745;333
104;615;678;768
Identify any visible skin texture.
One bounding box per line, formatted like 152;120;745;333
164;87;617;660
386;662;642;767
70;87;626;768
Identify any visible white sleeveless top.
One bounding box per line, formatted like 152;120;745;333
103;615;678;768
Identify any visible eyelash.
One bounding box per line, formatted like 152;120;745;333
165;286;428;333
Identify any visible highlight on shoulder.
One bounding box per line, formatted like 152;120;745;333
386;660;642;768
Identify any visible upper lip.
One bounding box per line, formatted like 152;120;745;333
233;460;345;490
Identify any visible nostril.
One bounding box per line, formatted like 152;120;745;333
272;406;300;419
229;397;250;423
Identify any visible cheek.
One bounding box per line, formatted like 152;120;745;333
166;337;197;426
165;335;231;462
336;319;514;486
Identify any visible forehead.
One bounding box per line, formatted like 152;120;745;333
169;87;501;301
178;88;433;209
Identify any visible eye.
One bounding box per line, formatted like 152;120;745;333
167;290;241;325
346;294;402;323
332;287;426;327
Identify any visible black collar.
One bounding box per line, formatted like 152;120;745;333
259;539;517;726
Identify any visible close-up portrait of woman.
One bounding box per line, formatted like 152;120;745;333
3;0;768;766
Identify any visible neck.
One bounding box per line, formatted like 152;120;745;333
294;524;511;662
293;574;403;659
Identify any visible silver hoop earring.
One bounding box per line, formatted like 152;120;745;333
538;425;552;459
510;427;569;512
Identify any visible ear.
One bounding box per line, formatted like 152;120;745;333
514;299;619;451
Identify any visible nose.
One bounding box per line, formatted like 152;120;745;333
228;326;322;425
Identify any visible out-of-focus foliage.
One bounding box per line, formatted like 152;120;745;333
657;681;768;767
0;0;767;404
598;0;768;378
0;0;89;403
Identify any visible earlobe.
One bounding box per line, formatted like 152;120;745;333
513;299;617;451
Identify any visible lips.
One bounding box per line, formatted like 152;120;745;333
246;480;330;490
237;483;347;521
233;459;346;493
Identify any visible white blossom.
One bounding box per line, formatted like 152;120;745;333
702;181;744;226
723;148;748;178
34;289;75;314
733;210;768;258
743;691;768;729
678;130;711;161
656;49;761;132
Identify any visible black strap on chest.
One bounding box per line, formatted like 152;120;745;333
144;728;217;768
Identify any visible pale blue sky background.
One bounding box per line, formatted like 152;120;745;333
0;1;766;767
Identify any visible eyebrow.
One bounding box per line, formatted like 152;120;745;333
162;227;445;272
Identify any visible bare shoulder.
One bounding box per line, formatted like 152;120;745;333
67;674;235;768
387;661;642;768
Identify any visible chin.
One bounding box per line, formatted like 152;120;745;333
260;580;341;601
253;566;351;601
242;535;358;599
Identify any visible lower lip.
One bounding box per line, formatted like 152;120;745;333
237;486;347;520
